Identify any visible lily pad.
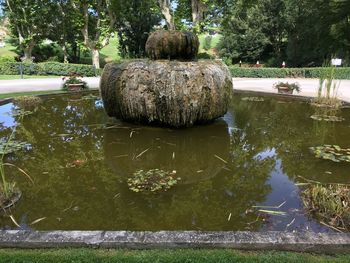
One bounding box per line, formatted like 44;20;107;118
241;97;265;102
127;169;180;193
310;145;350;163
82;94;100;100
310;114;345;122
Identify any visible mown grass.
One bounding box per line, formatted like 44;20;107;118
0;38;17;58
198;33;222;56
100;36;121;63
0;249;349;263
0;36;120;65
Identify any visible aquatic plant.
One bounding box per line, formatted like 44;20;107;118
0;116;33;208
127;169;180;193
10;109;33;117
301;183;350;232
82;94;100;100
313;62;342;108
13;96;42;110
310;145;350;163
0;140;29;155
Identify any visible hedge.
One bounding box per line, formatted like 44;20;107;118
230;67;350;79
0;62;101;76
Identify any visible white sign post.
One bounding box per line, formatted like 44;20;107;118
331;58;342;66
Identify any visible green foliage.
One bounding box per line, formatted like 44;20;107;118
218;0;350;67
301;183;350;232
0;55;15;63
3;0;57;60
218;0;269;63
203;35;212;51
13;96;42;110
229;67;350;79
0;141;29;155
0;62;99;76
32;42;64;63
61;73;88;91
113;0;161;58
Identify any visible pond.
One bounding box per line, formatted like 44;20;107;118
0;91;349;232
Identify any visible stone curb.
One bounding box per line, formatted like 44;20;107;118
0;231;349;253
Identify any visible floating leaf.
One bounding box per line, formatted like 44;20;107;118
241;97;265;102
310;145;350;163
127;169;180;193
310;114;345;122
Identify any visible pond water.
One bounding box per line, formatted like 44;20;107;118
0;91;349;232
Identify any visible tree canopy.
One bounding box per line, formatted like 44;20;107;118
1;0;349;66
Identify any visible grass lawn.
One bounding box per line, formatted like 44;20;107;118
0;90;65;100
198;33;222;56
100;36;121;63
0;37;17;58
0;75;62;80
0;249;348;263
0;35;120;65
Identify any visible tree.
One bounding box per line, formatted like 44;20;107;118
3;0;55;61
218;0;269;64
48;0;82;63
112;0;161;58
72;0;116;69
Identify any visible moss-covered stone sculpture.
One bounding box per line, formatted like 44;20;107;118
100;60;232;127
100;30;233;127
146;30;199;60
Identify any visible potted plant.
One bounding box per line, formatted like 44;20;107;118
62;72;88;91
273;81;301;94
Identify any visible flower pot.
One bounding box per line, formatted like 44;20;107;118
67;83;84;92
277;86;293;94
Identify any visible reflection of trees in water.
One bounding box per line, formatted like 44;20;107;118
0;94;302;230
230;95;350;184
0;95;117;230
104;118;274;230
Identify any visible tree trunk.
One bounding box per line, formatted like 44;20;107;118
92;48;100;69
23;42;34;62
158;0;175;30
62;45;69;63
191;0;205;29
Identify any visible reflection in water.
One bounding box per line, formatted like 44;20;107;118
0;92;349;232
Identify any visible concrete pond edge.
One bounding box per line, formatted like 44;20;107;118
0;230;349;253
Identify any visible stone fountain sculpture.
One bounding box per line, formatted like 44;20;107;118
100;31;233;127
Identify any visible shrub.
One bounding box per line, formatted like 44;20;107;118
0;62;100;76
0;56;16;63
229;67;350;79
